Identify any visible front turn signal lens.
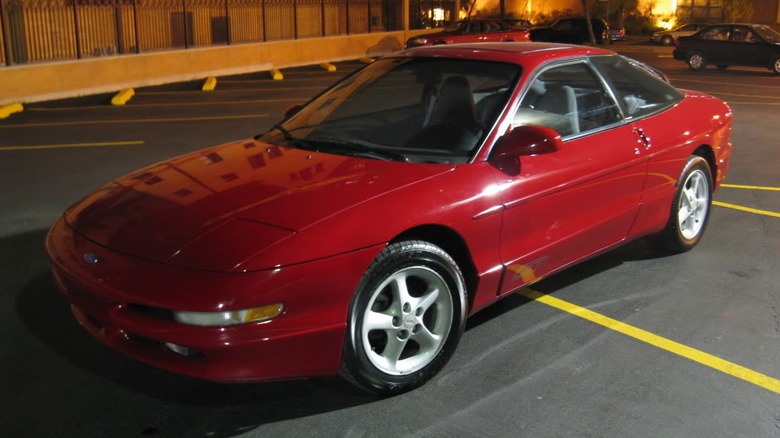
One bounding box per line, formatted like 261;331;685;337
173;303;284;327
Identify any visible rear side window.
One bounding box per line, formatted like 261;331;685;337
701;26;730;40
591;56;683;119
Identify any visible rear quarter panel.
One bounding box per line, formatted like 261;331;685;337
629;92;732;237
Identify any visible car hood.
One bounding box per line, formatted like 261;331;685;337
65;139;452;269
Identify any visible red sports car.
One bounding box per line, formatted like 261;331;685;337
47;43;732;395
405;18;530;48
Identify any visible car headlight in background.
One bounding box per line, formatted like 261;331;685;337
407;37;428;46
173;303;284;327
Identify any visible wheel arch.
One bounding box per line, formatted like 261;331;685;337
392;225;478;312
692;144;717;184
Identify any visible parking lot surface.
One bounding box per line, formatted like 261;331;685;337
1;46;778;438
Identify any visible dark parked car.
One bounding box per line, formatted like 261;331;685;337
501;18;533;28
673;23;780;74
530;17;610;45
609;25;626;42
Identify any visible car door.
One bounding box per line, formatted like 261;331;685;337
697;25;732;65
589;55;689;237
727;26;769;67
492;60;646;294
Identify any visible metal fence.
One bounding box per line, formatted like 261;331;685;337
0;0;423;65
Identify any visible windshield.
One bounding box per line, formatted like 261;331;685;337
753;25;780;43
443;21;465;32
258;57;522;164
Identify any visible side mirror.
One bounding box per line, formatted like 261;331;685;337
489;125;562;175
283;103;304;120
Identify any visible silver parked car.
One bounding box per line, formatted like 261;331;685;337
652;23;709;46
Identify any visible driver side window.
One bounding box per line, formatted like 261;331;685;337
512;62;621;137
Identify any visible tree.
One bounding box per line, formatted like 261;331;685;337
582;0;597;45
723;0;754;22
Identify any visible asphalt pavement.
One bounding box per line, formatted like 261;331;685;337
1;43;779;438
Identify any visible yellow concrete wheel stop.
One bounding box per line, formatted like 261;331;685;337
202;77;217;91
0;102;23;119
111;88;135;106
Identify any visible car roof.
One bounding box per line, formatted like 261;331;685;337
397;42;613;68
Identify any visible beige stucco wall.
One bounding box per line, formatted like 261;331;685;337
0;30;430;105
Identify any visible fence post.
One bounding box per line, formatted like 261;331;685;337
132;0;140;52
293;0;298;39
261;0;266;41
72;0;83;58
181;0;189;48
367;0;371;33
345;0;349;34
114;0;125;54
0;0;13;65
224;0;230;44
320;0;325;36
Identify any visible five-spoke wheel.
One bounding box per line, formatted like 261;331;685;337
656;156;713;252
341;241;466;394
687;52;707;71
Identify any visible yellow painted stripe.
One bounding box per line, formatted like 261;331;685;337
28;99;299;112
725;101;780;106
519;289;780;394
0;114;268;129
359;57;375;63
270;68;284;80
713;201;780;218
0;140;144;151
669;77;780;89
710;92;780;99
721;184;780;191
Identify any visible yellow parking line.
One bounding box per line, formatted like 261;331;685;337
725;101;780;106
27;99;300;111
710;92;780;99
669;77;780;89
0;114;268;129
721;184;780;191
713;201;780;218
519;289;780;394
0;141;144;151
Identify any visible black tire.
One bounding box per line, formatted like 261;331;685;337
655;156;713;252
687;52;707;71
661;35;674;46
341;240;467;395
771;57;780;75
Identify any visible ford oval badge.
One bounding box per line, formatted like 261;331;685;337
83;253;99;264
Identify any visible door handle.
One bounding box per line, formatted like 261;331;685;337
634;128;652;150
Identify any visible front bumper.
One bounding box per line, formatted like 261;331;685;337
46;217;382;382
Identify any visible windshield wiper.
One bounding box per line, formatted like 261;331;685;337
255;123;295;142
302;136;408;161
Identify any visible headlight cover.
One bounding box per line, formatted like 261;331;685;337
173;303;284;327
